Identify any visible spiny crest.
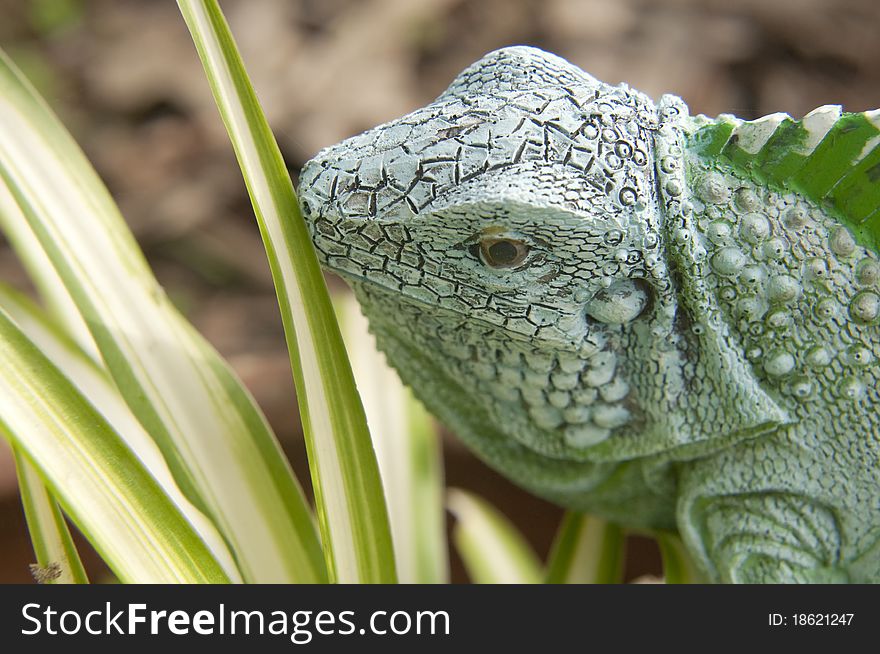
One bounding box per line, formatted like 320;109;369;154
659;100;880;419
688;106;880;255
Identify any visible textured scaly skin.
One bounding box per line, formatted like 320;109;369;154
298;47;880;583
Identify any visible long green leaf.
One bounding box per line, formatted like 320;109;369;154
0;183;97;359
657;531;705;584
338;294;448;583
0;284;241;580
544;512;624;584
177;0;396;583
0;308;230;583
0;46;325;583
448;489;542;584
14;447;88;584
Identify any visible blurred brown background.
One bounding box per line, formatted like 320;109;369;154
0;0;878;583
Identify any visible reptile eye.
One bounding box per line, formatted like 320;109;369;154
479;238;529;269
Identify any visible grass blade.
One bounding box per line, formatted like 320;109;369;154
177;0;396;582
14;448;88;584
0;308;231;583
657;531;704;584
337;293;448;583
0;183;97;359
0;46;325;583
544;512;624;584
0;284;241;579
448;489;542;584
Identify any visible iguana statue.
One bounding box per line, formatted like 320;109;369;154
297;46;880;583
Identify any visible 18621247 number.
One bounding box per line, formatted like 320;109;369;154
791;613;855;627
792;614;853;626
768;614;854;627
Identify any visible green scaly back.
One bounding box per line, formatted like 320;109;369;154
687;106;880;255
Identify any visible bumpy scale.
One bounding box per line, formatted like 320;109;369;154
298;47;880;583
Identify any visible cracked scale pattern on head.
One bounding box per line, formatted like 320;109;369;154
298;46;880;583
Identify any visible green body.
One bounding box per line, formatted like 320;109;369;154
298;47;880;582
